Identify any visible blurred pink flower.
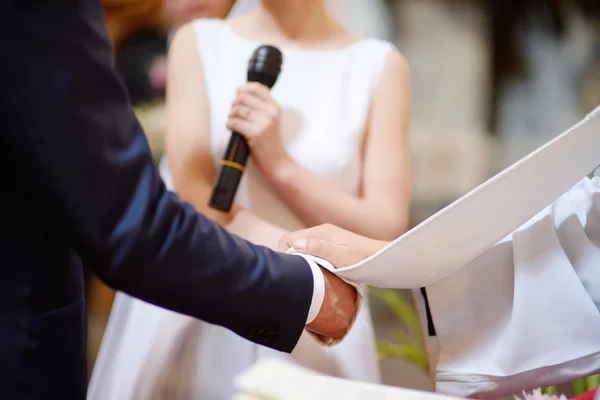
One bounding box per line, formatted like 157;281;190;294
149;57;167;91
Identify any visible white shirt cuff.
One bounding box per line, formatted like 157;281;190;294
287;248;365;347
290;254;325;325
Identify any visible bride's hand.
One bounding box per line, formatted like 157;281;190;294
226;82;292;178
278;224;389;267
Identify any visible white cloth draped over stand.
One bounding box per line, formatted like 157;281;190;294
427;175;600;397
289;107;600;398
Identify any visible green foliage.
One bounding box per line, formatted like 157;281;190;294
134;103;165;166
571;375;600;396
370;288;430;374
539;374;600;396
541;385;558;396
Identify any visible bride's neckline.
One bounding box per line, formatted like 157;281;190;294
219;20;364;55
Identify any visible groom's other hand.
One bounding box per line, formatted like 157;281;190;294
306;269;357;339
279;224;388;267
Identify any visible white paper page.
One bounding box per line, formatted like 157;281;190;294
318;107;600;288
233;358;462;400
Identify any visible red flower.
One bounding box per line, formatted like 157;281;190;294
570;388;598;400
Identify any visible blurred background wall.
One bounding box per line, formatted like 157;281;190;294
372;0;599;392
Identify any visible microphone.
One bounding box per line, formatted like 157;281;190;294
209;45;284;212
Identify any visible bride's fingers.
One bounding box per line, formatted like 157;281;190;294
226;117;257;138
226;116;270;140
294;237;334;260
277;237;292;253
232;91;270;112
229;104;254;121
239;82;272;103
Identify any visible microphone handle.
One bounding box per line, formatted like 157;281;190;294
209;131;250;211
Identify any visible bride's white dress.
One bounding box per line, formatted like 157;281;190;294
88;19;395;399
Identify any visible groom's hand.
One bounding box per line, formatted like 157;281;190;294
278;224;388;267
306;268;357;340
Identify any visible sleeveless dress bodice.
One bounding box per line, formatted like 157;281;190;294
161;19;393;232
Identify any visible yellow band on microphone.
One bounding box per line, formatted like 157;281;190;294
221;160;245;172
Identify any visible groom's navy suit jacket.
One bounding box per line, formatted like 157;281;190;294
0;1;314;398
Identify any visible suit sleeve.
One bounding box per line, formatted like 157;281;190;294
0;0;313;353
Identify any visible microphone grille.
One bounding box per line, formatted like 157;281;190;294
247;45;283;88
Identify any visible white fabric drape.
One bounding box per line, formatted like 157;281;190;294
292;107;600;398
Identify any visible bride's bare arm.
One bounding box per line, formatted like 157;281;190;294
165;24;285;249
267;50;411;241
